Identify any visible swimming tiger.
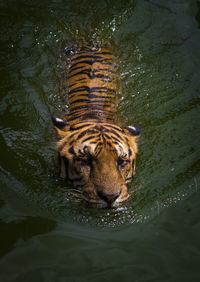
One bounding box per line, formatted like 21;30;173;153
52;45;142;207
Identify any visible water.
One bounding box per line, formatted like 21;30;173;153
0;0;200;281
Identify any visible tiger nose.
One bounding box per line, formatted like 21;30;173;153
97;190;121;204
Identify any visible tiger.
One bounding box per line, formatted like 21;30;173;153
52;45;142;207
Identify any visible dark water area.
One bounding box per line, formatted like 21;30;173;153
0;0;200;281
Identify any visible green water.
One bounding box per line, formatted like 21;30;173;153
0;0;200;281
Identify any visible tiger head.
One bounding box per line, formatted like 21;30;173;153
52;117;142;207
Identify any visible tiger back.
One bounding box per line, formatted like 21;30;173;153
52;45;142;207
67;46;117;124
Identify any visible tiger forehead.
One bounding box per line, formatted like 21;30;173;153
57;122;130;156
67;123;130;157
70;122;123;134
69;123;126;142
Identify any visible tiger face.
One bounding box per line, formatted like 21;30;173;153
52;117;141;207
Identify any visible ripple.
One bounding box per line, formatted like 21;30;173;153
0;0;199;229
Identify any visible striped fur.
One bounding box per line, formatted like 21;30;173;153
52;45;141;207
67;46;117;124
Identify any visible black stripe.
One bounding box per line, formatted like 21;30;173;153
126;177;132;181
68;132;77;139
68;68;89;79
70;99;112;105
69;140;74;146
69;105;114;113
110;135;121;143
90;87;116;94
82;134;101;142
76;78;87;82
70;123;93;130
69;68;114;79
71;55;105;61
69;86;90;95
68;68;111;80
70;59;112;70
69;65;85;73
104;124;122;132
82;135;96;142
67;114;86;122
103;133;111;139
81;94;114;99
69;87;116;97
103;129;123;140
68;146;76;155
70;105;98;112
68;79;86;88
70;98;89;105
106;116;115;121
78;129;98;139
57;152;61;175
90;125;99;130
58;137;75;151
66;112;114;122
69;86;115;95
67;113;94;122
62;157;69;179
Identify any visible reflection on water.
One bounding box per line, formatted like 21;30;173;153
0;216;56;257
0;1;200;281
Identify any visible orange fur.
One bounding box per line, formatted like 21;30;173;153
52;46;141;207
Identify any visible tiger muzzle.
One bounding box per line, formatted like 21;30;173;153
97;189;122;205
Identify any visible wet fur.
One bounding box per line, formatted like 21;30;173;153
52;46;141;207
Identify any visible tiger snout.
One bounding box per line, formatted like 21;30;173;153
81;155;130;207
96;183;129;206
82;182;129;207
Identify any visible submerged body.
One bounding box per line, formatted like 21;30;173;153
52;45;141;207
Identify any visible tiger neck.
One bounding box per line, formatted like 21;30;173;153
66;46;118;125
66;107;116;125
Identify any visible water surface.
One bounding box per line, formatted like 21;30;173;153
0;0;200;281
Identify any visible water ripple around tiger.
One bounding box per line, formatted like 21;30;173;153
0;0;200;228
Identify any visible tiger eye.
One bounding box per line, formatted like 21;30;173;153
117;158;128;168
76;157;92;167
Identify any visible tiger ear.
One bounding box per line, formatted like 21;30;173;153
51;115;70;137
124;125;142;154
124;125;142;137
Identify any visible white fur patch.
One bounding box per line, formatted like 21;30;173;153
56;118;64;122
88;144;96;154
128;126;136;131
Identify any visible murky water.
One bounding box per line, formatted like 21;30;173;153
0;0;200;281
